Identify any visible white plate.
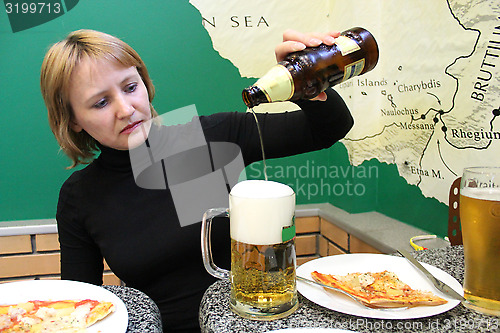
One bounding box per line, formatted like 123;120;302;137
0;280;128;332
297;253;462;319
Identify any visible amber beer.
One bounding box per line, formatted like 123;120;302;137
242;27;379;108
228;180;297;320
460;167;500;316
230;239;296;317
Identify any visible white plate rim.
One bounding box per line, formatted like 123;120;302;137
0;280;128;332
296;253;463;320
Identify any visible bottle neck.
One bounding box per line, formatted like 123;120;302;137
242;86;269;108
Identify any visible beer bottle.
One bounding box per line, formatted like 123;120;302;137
242;27;379;108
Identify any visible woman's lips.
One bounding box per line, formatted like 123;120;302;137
120;121;143;134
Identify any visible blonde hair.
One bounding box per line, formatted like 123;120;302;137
40;29;158;168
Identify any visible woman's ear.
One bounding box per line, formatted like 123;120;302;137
70;119;83;132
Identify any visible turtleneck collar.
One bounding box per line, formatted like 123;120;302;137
96;143;132;172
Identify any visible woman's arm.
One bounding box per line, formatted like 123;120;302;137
201;87;353;166
200;28;353;164
57;180;104;285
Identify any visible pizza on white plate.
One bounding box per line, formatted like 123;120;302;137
0;299;115;332
311;270;448;308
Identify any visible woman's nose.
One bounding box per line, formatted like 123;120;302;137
115;95;134;119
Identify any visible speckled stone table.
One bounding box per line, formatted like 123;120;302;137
103;285;163;332
199;246;499;332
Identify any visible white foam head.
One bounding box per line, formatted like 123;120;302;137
461;167;500;200
229;180;295;245
461;187;500;201
230;179;294;198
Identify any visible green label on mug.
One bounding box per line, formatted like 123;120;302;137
282;216;296;242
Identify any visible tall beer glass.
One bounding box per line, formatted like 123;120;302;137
201;180;298;320
460;167;500;316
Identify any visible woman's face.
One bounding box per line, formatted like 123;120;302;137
68;58;152;150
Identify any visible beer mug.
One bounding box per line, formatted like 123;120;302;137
201;180;298;320
460;167;500;316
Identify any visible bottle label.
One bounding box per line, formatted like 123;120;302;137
335;35;360;56
254;65;294;103
342;59;365;82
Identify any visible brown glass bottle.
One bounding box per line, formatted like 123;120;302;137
242;27;379;108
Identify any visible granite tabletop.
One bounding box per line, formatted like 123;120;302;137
103;285;163;332
199;246;499;332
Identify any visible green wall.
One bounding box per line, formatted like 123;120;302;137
0;1;247;220
0;0;448;237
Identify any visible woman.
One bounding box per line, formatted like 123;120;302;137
40;29;353;331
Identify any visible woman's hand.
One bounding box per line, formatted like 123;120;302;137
275;30;341;101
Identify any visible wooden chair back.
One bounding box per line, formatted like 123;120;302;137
448;177;463;245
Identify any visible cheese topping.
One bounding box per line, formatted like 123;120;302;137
71;302;92;325
35;306;57;319
0;314;12;329
358;273;375;288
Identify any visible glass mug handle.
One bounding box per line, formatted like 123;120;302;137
201;208;230;280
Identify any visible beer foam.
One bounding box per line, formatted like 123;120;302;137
230;180;295;245
230;180;294;198
461;187;500;201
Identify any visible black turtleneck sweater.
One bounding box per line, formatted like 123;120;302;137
56;89;353;332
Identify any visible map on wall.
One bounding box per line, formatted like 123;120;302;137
190;0;500;204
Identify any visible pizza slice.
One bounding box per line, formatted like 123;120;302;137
0;299;115;332
311;270;448;308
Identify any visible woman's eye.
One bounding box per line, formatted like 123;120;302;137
125;83;137;93
93;98;108;109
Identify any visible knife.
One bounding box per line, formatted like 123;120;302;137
397;249;465;302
